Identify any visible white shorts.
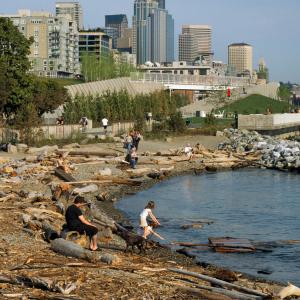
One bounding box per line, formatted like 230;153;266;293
140;217;148;227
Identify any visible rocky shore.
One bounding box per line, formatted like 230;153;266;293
219;129;300;172
0;135;296;299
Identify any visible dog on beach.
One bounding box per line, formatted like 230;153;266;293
117;227;147;253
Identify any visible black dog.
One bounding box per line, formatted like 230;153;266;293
117;228;147;253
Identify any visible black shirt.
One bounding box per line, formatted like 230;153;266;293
65;204;83;230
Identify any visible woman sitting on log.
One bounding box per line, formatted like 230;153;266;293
65;196;98;251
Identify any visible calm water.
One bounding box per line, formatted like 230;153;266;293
116;169;300;285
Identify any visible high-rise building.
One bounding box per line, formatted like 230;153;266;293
157;0;165;9
103;27;119;49
105;14;128;41
1;10;80;77
179;25;213;65
56;1;83;30
78;31;112;61
228;43;253;76
117;28;133;53
133;0;174;65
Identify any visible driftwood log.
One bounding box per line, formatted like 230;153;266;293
68;150;119;157
51;239;119;265
168;268;268;298
51;239;96;262
0;274;77;295
175;278;262;300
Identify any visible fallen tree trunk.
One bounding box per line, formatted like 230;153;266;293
175;278;262;300
51;239;119;265
168;268;268;298
0;274;77;295
68;150;119;157
51;238;96;262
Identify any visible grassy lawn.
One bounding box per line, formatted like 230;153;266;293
220;94;290;114
185;117;232;127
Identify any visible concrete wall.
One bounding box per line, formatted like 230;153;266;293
238;113;300;137
0;121;139;142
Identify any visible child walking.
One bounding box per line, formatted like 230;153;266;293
139;201;164;240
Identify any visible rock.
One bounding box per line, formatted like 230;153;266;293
3;166;14;174
215;131;224;137
165;137;173;143
25;156;38;162
99;253;120;265
99;135;107;141
181;224;203;230
16;143;28;153
113;136;122;143
7;144;17;154
87;134;96;139
73;184;98;194
62;143;81;149
98;167;112;176
27;145;58;155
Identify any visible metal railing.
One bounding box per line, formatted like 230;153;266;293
130;72;250;87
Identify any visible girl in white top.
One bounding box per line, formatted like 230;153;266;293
140;201;162;239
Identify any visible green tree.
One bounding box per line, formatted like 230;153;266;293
277;83;291;103
0;17;33;115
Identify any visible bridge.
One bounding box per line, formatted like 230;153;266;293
130;72;251;91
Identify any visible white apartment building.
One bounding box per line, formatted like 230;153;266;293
1;10;80;78
56;1;83;30
228;43;253;76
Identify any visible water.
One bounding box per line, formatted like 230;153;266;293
116;169;300;285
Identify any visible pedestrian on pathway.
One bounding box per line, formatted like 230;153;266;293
102;117;108;134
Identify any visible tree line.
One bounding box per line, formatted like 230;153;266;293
63;90;188;126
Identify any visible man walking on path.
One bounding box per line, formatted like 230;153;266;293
102;117;108;134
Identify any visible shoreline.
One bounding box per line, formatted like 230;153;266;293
0;136;289;299
102;161;286;287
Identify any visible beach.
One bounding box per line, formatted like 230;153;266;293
0;135;288;299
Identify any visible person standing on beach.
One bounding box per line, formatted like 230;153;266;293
133;131;141;151
65;196;98;251
139;201;161;239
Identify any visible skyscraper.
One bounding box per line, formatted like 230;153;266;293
133;0;174;65
105;14;128;39
228;43;253;76
179;25;213;65
157;0;165;9
56;1;83;30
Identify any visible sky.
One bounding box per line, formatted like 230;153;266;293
1;0;300;83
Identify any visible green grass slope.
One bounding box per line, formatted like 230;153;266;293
220;94;290;114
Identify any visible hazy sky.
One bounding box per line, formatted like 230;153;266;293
1;0;299;82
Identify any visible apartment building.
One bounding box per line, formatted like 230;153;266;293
56;1;83;30
78;31;112;60
2;10;80;77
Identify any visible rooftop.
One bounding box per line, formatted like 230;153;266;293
229;43;252;47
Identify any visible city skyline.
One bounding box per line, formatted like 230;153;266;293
1;0;300;82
